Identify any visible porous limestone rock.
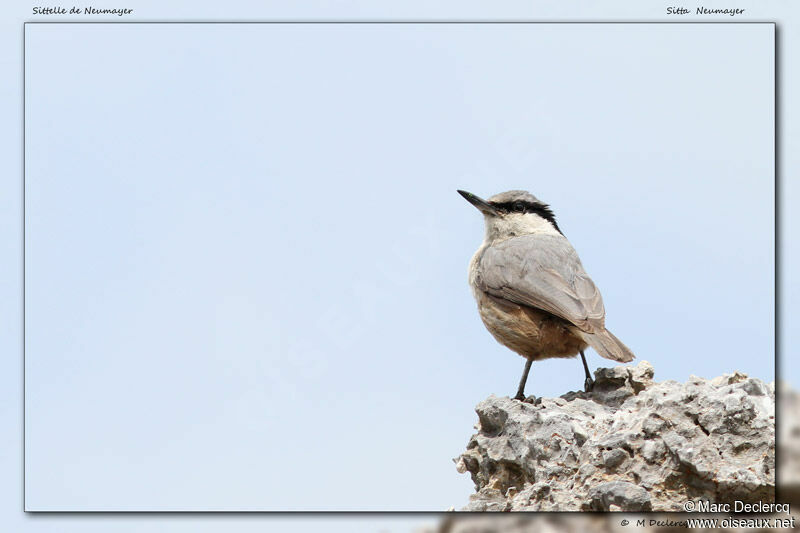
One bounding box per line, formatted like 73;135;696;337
454;361;775;512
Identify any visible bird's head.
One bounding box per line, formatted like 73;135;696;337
457;189;562;241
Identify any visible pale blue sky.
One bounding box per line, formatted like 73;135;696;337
1;1;795;530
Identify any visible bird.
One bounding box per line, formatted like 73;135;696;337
457;189;634;400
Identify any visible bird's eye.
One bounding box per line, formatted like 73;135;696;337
513;202;525;213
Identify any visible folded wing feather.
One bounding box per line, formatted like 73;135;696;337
476;234;606;333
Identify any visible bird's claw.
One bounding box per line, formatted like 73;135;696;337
514;393;538;404
584;377;595;393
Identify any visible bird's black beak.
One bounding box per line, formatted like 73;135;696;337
458;190;498;216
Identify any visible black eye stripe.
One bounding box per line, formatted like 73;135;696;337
490;200;546;213
489;200;563;235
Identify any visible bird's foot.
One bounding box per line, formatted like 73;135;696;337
584;377;595;393
513;392;538;404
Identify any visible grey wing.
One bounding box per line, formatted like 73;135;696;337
476;234;606;333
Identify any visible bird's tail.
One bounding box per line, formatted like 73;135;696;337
579;328;635;363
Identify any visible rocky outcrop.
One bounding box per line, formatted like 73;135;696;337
454;361;775;512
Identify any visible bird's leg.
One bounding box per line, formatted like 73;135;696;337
514;358;533;401
580;350;594;392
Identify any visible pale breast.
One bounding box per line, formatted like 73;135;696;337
475;290;587;360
